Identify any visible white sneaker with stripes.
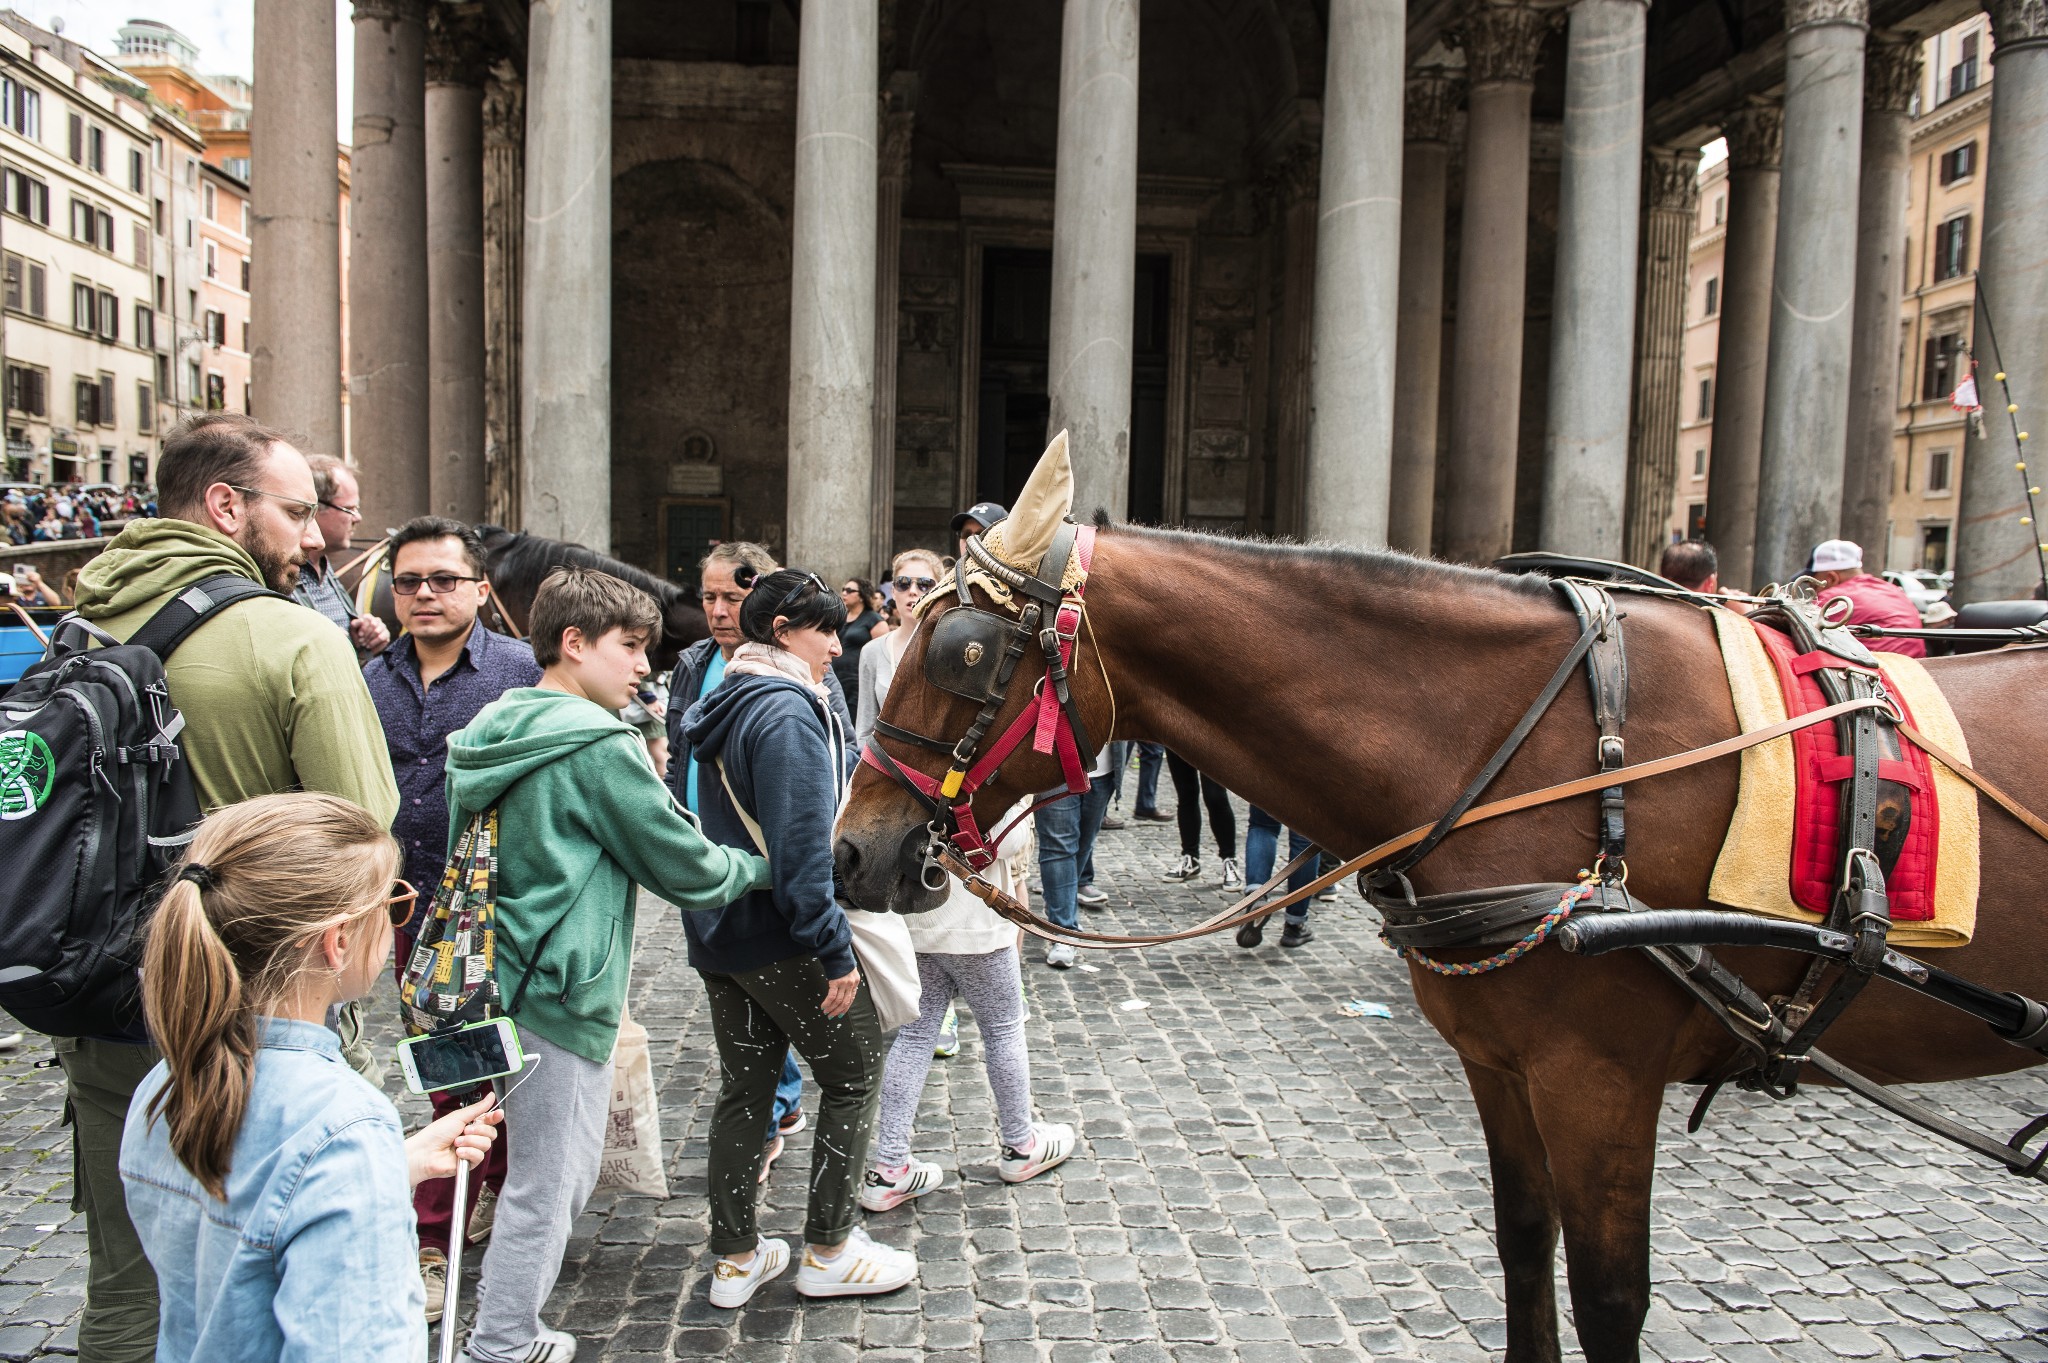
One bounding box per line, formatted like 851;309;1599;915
793;1226;918;1297
859;1159;945;1213
709;1237;789;1309
998;1121;1078;1184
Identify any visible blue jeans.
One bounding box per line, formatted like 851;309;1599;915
1246;805;1319;924
1036;771;1115;929
1134;742;1165;815
766;1052;802;1143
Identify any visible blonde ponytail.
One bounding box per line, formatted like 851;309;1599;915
140;793;398;1200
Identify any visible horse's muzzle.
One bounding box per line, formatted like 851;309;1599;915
834;826;949;915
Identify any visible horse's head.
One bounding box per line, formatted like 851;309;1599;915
836;432;1113;913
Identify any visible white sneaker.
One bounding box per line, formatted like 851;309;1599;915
794;1225;917;1297
459;1326;578;1363
1075;882;1109;908
859;1159;945;1212
998;1121;1078;1183
1044;942;1078;969
0;1032;22;1052
1161;855;1199;883
709;1237;790;1309
1220;858;1243;890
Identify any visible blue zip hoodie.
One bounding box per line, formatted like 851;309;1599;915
680;671;856;979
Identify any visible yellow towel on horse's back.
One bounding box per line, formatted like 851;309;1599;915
1705;607;1979;947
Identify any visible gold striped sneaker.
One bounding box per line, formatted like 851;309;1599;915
793;1226;917;1297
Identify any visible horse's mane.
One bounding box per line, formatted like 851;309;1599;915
1096;515;1557;602
478;527;687;605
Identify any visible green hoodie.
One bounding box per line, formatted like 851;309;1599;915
74;518;399;822
445;688;770;1063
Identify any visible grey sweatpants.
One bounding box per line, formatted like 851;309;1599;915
874;947;1034;1169
467;1030;613;1363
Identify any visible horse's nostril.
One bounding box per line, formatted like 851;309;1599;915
834;838;862;883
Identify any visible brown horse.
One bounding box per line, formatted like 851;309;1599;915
835;519;2048;1363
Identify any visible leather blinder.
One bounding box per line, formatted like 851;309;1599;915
924;607;1018;702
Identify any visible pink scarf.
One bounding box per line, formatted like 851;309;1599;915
725;641;829;698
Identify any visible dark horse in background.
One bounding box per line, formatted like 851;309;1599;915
835;518;2048;1363
358;526;708;673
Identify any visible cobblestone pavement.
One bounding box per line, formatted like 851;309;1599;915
5;806;2048;1361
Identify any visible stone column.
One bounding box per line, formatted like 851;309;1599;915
349;0;431;534
1622;146;1698;566
482;69;523;529
1702;99;1782;590
1753;0;1868;586
869;92;913;576
785;0;878;582
250;0;342;457
1047;0;1140;522
1389;71;1459;555
1539;0;1649;558
1302;0;1407;549
1958;0;2048;602
1442;1;1555;563
521;0;611;549
1266;137;1320;539
425;9;487;525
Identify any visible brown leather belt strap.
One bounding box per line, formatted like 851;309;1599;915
1899;722;2048;844
944;697;1897;949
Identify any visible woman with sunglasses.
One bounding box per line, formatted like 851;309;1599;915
832;577;881;697
119;792;501;1362
853;549;944;749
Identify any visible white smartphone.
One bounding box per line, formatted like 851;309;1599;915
396;1016;526;1094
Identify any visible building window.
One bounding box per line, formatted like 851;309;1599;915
1927;448;1953;494
202;182;215;221
132;222;148;267
153;196;165;234
155;274;165;309
1703;277;1720;318
7;364;45;417
205;372;226;411
97;209;113;252
4;168;48;225
1949;33;1979;101
86;126;106;175
98;289;118;343
66;111;81;163
8;256;45;318
128;147;144;193
225;157;250;182
137;381;153;433
1;78;39;139
240;199;248;235
184;157;197;187
1923;332;1965;401
98;374;115;426
205;309;226;346
1935;216;1971;281
69;197;92;242
75;376;97;426
1693;448;1707;479
186;358;200;404
1940;142;1977;185
72;280;94;332
1697;376;1715;422
240;319;249;351
135;303;155;350
204;240;216;278
1713;195;1724;226
1922;524;1951;573
240;257;250;291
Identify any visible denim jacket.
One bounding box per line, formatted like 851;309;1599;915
120;1017;426;1363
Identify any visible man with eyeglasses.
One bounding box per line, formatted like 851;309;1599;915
293;452;391;656
362;515;538;1318
65;412;399;1363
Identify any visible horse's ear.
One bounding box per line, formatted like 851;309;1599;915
987;429;1074;571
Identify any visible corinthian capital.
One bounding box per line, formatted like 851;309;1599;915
1723;99;1783;171
353;0;426;27
1406;67;1464;143
426;5;489;87
1644;146;1701;215
1864;32;1922;113
1988;0;2048;52
1449;1;1562;87
1784;0;1868;31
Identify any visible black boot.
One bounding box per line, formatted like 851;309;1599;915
1280;921;1314;949
1235;917;1265;949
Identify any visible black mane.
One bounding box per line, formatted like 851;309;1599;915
477;526;688;606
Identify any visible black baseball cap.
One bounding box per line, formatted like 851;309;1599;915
950;502;1009;537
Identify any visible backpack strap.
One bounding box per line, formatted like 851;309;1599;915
128;573;288;661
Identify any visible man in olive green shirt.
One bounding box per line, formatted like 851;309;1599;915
64;412;400;1363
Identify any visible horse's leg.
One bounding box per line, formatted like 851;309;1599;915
1524;1061;1666;1363
1463;1061;1563;1363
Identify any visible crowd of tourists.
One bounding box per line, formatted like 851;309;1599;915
3;483;153;544
33;414;1136;1363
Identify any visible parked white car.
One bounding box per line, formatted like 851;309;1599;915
1883;569;1951;620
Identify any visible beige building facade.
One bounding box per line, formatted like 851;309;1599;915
196;161;251;417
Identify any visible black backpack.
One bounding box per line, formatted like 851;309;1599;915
0;574;281;1038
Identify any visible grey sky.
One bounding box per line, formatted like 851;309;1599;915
50;1;353;143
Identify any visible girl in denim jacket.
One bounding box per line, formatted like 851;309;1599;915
119;793;500;1363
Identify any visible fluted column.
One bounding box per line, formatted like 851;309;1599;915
1389;70;1460;555
1702;99;1782;590
349;0;430;533
1443;2;1556;563
521;0;611;549
1540;0;1649;557
1269;139;1320;538
1623;147;1699;566
869;94;912;576
1754;0;1869;585
425;9;486;524
1303;0;1407;549
250;0;342;457
482;71;522;529
1047;0;1140;521
1956;0;2048;603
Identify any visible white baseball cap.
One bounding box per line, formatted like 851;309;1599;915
1811;539;1864;572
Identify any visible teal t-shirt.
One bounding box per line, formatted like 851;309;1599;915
684;648;728;815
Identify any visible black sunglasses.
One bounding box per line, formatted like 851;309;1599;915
392;573;484;596
894;575;938;592
773;572;830;614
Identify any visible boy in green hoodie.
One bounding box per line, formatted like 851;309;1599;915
445;566;768;1363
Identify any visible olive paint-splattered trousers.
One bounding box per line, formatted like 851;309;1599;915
700;956;884;1255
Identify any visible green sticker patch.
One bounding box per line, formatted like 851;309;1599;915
0;729;55;821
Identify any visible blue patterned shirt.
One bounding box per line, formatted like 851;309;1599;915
364;624;540;894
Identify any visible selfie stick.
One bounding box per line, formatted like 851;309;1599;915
438;1156;469;1363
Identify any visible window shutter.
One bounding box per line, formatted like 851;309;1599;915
67;111;81;162
99;375;116;425
29;262;44;318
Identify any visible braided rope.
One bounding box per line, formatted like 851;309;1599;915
1387;879;1600;978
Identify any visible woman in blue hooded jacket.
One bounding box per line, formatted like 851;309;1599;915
679;567;918;1308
